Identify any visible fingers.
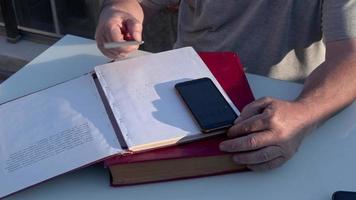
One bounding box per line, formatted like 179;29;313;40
96;13;142;59
220;130;275;152
95;31;110;58
220;97;307;171
228;112;269;138
234;97;274;124
228;97;277;138
96;23;124;59
125;18;143;41
232;146;282;165
109;19;142;56
104;25;129;59
106;23;124;43
117;18;143;53
246;157;286;171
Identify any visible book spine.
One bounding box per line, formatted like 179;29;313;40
95;70;133;149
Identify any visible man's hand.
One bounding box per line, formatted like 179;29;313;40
220;97;315;171
95;0;144;59
219;39;356;171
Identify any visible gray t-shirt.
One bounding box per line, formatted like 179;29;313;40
142;0;356;81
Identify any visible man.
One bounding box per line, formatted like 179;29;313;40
96;0;356;171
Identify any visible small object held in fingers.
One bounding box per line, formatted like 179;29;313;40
104;41;144;49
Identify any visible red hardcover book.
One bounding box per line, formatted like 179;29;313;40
105;52;255;186
199;52;254;110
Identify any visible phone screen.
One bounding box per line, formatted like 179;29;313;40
333;191;356;200
175;78;238;132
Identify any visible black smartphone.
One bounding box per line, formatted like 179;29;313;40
175;77;238;133
332;191;356;200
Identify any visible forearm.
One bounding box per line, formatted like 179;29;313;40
296;39;356;124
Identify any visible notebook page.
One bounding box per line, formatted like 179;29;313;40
95;47;239;151
0;74;122;198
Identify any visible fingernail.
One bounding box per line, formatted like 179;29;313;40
219;143;227;151
232;155;240;163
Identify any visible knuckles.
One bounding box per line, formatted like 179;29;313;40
247;136;259;149
259;151;271;162
241;123;251;133
227;97;307;170
260;96;274;103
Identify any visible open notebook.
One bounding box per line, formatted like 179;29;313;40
0;47;239;198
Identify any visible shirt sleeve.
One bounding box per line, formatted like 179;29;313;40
322;0;356;42
140;0;180;10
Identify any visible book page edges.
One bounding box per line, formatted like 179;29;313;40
127;129;226;152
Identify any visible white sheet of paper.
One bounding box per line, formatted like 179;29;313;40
95;47;239;151
0;74;122;198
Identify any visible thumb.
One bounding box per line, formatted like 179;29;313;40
125;18;143;42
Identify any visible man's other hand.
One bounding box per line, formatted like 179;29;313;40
95;1;143;59
219;97;314;171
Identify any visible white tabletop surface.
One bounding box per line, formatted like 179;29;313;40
2;35;356;200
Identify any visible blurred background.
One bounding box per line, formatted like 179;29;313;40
0;0;178;82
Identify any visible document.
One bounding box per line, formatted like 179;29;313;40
95;47;239;151
0;74;122;197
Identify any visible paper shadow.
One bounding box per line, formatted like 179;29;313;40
151;78;195;132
